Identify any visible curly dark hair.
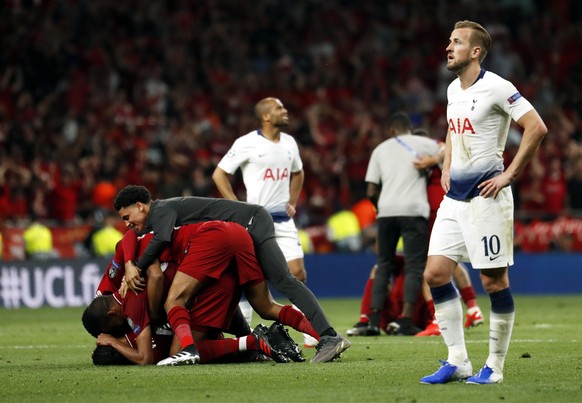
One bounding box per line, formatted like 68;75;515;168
81;295;126;338
113;185;152;211
92;346;132;365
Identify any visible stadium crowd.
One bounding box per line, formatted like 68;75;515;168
1;0;581;255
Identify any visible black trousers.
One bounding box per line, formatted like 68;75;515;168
371;216;429;317
247;207;332;335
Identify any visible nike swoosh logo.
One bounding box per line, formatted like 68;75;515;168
489;255;501;261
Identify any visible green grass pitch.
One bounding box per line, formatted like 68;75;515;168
1;296;581;402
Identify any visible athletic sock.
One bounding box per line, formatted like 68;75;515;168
486;288;515;373
426;299;436;321
359;278;374;322
460;286;478;309
431;282;468;366
196;338;240;364
279;305;320;340
167;306;194;349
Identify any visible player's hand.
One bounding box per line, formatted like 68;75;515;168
478;172;512;199
440;168;451;193
286;203;296;218
96;333;116;347
119;277;128;298
124;261;145;293
413;155;436;170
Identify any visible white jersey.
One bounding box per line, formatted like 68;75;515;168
217;130;303;215
447;69;533;200
365;133;441;218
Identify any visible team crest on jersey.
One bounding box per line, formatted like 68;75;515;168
226;149;235;158
507;92;522;104
108;260;121;278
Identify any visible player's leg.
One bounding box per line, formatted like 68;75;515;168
452;263;484;328
243;280;319;340
193;327;288;364
466;267;512;385
389;217;427;335
288;255;317;347
369;217;399;334
248;209;350;363
465;188;515;384
157;272;205;366
288;257;307;282
346;265;377;336
415;280;441;336
421;255;472;383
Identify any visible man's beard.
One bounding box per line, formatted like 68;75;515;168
447;57;471;73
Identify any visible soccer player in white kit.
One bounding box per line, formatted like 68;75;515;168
213;97;318;348
420;21;547;384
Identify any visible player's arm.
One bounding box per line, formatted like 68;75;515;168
146;260;164;324
478;109;547;198
212;167;238;201
366;182;381;210
120;230;146;293
413;143;445;170
287;170;304;218
135;208;176;279
96;328;154;365
440;130;452;193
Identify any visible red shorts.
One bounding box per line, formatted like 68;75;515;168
178;221;264;286
189;266;242;332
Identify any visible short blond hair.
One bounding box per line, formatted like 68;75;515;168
454;20;491;63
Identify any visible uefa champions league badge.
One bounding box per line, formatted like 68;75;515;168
109;260;121;278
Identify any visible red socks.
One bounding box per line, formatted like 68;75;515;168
167;306;194;348
278;305;319;341
359;278;373;323
196;339;240;364
460;286;478;309
426;299;436;320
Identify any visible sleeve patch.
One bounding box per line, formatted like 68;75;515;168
507;92;522;104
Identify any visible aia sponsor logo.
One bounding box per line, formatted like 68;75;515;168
263;168;289;181
449;118;475;135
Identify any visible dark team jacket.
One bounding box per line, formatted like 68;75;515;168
136;196;275;271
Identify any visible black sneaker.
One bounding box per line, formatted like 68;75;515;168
252;324;290;363
387;317;421;336
347;323;380;336
267;322;305;362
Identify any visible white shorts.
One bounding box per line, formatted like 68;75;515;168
428;188;514;269
274;219;304;261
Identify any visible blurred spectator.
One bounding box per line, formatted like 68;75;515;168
326;210;362;253
22;214;56;260
351;198;377;251
88;210;124;258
